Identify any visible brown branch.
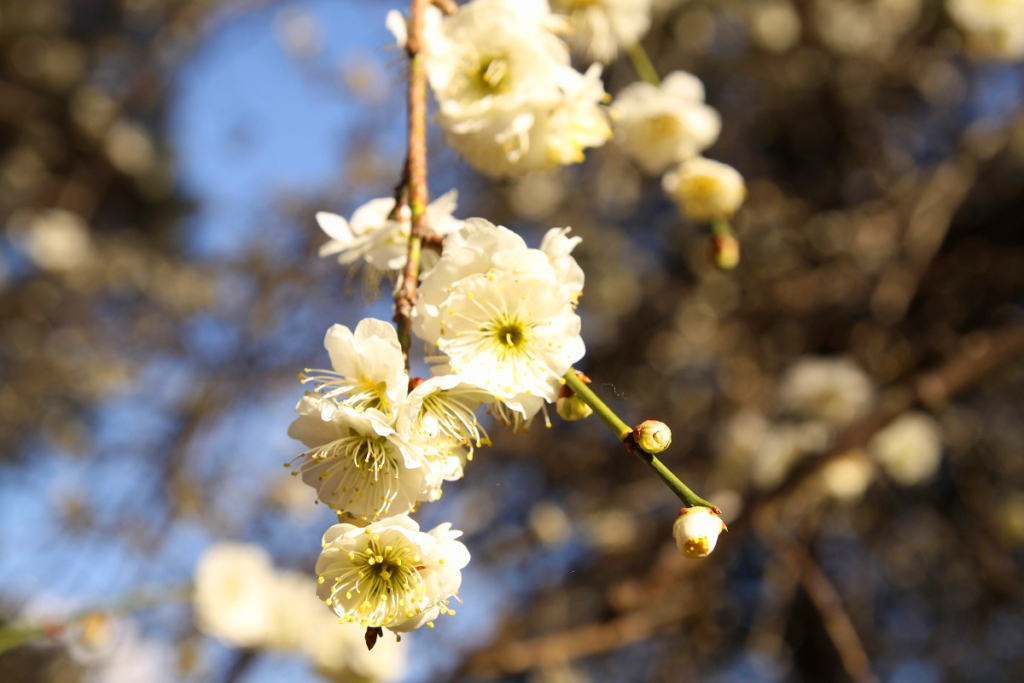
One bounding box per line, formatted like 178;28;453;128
431;0;459;14
733;320;1024;532
463;600;696;677
393;0;431;367
763;528;880;683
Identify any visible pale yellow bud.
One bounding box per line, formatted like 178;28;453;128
672;506;727;559
557;394;593;421
634;420;672;454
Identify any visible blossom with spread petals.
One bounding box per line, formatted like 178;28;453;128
399;375;492;458
317;191;463;285
287;397;434;520
610;71;721;175
300;319;408;415
315;516;470;632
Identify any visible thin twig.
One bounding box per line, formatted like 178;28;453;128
763;528;880;683
430;0;458;14
563;369;719;511
394;0;431;367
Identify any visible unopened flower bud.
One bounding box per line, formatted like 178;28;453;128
710;233;740;270
673;506;727;559
557;394;593;421
634;420;672;453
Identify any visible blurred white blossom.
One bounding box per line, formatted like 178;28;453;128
193;543;276;647
423;0;610;176
7;208;93;271
552;0;653;64
813;0;922;57
947;0;1024;60
610;70;721;174
777;357;875;427
662;157;746;222
818;451;876;503
869;412;943;486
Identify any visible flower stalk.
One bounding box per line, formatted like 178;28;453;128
563;368;719;511
627;42;660;86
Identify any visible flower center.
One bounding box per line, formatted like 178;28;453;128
494;321;527;348
468;55;511;96
323;534;428;628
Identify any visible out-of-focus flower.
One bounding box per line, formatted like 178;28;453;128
552;0;653;64
752;421;832;490
267;570;408;681
193;543;276;647
818;451;876;503
610;71;721;175
662;157;746;222
634;419;672;453
746;0;802;53
673;506;727;559
869;412;943;486
947;0;1024;61
7;208;94;271
813;0;922;58
316;191;464;280
300;319;409;415
287;396;437;520
776;357;875;427
315;516;470;632
423;0;610;176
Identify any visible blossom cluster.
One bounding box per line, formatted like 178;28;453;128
296;188;586;634
403;0;612;177
193;542;406;680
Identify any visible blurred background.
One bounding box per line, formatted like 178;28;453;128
1;0;1023;682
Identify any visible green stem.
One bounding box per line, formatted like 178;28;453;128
627;42;661;86
0;585;192;656
563;369;718;511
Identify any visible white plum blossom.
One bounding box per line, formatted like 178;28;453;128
192;543;277;647
946;0;1024;60
776;356;875;427
610;70;721;175
818;451;876;503
413;220;585;418
399;375;492;458
673;506;727;559
552;0;654;64
317;190;464;283
287;397;434;520
269;570;407;680
869;412;943;486
435;266;584;403
662;157;747;222
540;226;586;302
300;318;408;415
423;0;611;176
315;516;470;632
